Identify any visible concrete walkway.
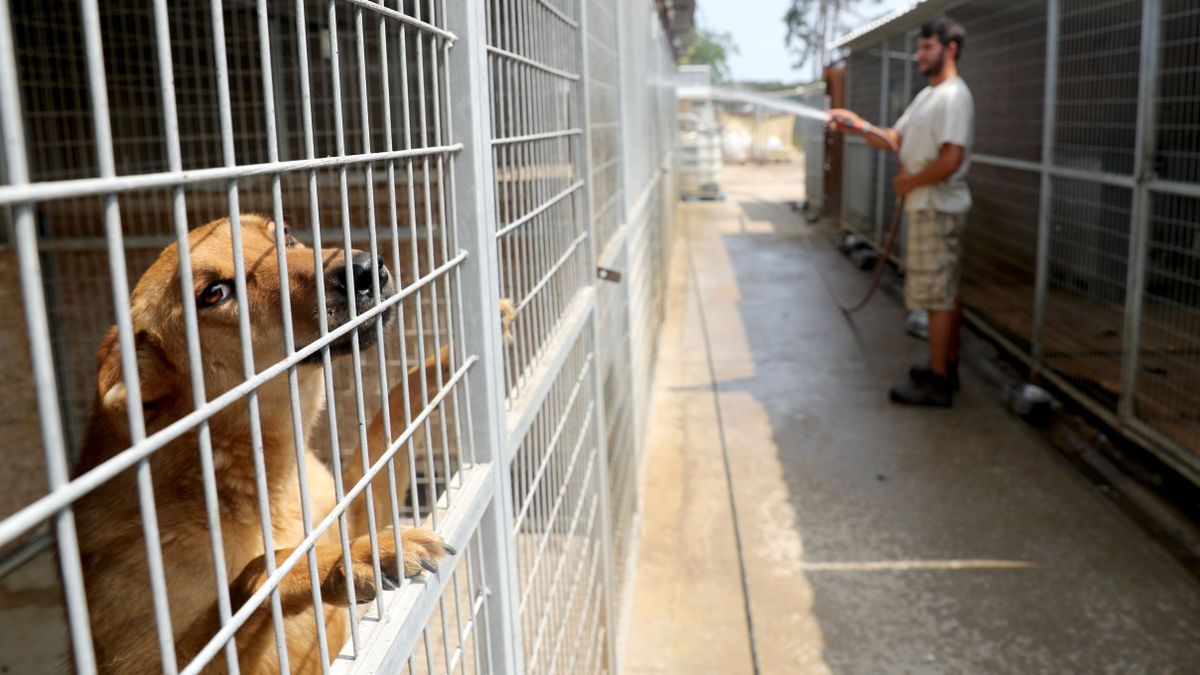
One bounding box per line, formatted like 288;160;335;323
623;164;1200;674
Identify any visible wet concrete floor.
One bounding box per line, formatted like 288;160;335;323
623;163;1200;674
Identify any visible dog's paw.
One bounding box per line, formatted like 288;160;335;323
395;526;452;579
338;528;452;604
499;298;518;345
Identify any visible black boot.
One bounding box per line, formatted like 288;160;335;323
909;361;960;392
890;373;954;407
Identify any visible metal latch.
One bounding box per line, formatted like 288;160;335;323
596;267;622;283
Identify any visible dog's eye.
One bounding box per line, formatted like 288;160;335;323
284;226;297;248
198;281;234;307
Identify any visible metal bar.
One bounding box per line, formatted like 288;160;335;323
623;166;665;239
430;2;462;528
576;2;620;668
486;44;581;80
447;0;525;669
179;358;478;675
511;352;590;532
29;227;431;252
330;0;393;634
560;543;603;674
0;3;97;671
1146;178;1200;200
902;30;913;100
516;401;597;614
541;495;601;674
531;487;600;668
399;15;429;531
1046;163;1137;189
464;539;492;672
841;57;853;228
411;0;441;537
255;0;332;669
874;36;888;243
972;151;1138;189
337;0;458;42
1119;0;1163;420
374;0;410;586
291;0;365;648
415;5;457;663
0;252;467;550
77;0;178;668
339;0;388;623
495;180;585;237
1032;0;1060;365
492;127;584;146
207;0;291;668
511;0;539;402
497;0;521;400
327;464;496;674
519;0;545;407
591;154;622;178
533;0;578;29
148;0;239;670
972;153;1043;175
0;144;463;205
517;230;589;315
506;288;594;459
967;307;1200;485
439;1;471;507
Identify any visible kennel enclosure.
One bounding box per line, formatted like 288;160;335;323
831;0;1200;484
0;0;681;673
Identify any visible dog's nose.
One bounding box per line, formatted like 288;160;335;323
331;252;390;294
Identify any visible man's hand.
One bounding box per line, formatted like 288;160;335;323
893;168;917;196
893;144;966;197
827;108;865;134
829;108;901;152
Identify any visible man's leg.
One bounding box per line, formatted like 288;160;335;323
950;295;963;363
928;296;962;376
928;308;953;377
891;211;961;407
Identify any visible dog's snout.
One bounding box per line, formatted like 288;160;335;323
331;252;390;294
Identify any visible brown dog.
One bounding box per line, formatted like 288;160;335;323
72;214;453;674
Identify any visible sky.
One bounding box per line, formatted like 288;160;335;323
696;0;914;84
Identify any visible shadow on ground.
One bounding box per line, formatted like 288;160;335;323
625;164;1200;675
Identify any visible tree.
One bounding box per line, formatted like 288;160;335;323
679;29;739;84
784;0;882;81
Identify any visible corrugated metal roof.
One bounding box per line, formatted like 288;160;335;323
831;0;967;53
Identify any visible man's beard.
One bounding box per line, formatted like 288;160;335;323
921;53;946;77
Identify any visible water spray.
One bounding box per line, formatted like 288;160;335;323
705;87;906;313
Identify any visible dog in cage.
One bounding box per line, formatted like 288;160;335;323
69;213;489;674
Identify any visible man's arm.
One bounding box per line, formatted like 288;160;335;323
893;142;965;196
827;108;901;151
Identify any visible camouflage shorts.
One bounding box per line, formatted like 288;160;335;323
904;209;966;311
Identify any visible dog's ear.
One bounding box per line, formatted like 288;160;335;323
96;327;179;421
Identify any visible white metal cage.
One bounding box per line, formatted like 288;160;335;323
0;0;678;673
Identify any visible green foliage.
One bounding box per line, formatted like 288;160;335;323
679;29;739;83
783;0;883;75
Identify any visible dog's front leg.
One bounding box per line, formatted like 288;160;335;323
173;530;447;673
347;345;451;539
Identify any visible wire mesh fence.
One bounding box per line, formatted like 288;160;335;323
835;0;1200;482
0;0;677;672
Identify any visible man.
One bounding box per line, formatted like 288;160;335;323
829;18;974;407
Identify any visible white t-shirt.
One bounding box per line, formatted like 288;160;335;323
893;75;975;213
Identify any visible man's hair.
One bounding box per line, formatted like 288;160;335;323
920;18;966;61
